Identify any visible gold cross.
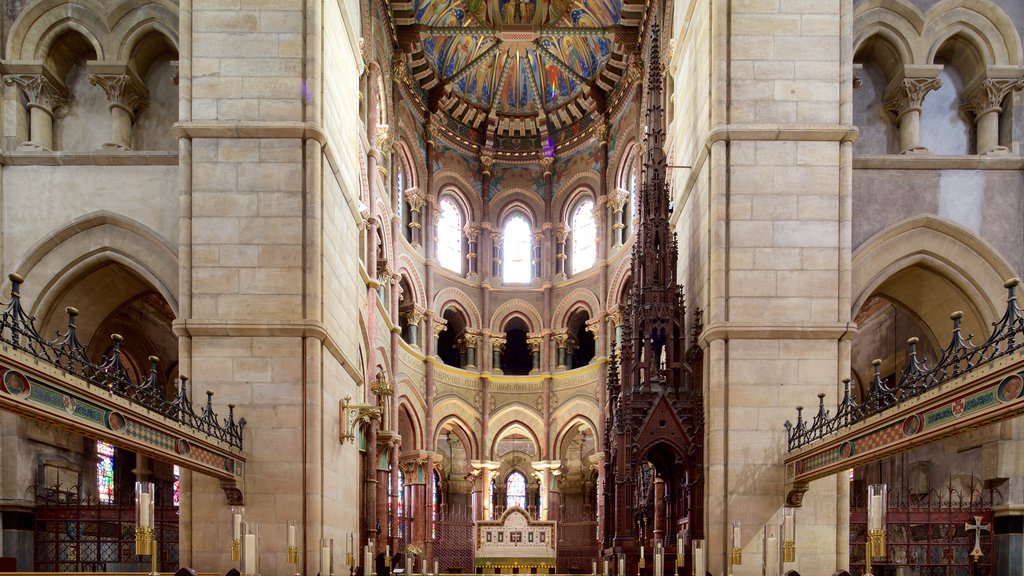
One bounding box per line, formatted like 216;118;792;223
964;515;990;561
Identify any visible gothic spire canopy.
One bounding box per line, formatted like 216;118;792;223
390;0;644;149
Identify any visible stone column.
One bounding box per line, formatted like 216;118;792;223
963;77;1024;155
89;71;149;150
610;188;629;247
463;330;480;369
527;334;544;374
491;231;502;279
404;307;425;347
490;335;506;374
554;224;569;279
533;229;544;281
553;330;569;370
407;189;425;247
432;315;447;353
882;74;942;154
465;224;481;277
5;73;67;151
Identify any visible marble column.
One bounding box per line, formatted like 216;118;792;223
553;330;569;370
490;336;506;374
527;334;543;374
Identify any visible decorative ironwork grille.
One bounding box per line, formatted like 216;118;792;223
33;481;178;572
434;510;475;573
849;481;996;576
557;507;599;574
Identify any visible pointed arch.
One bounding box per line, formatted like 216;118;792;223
434;287;482;329
552;289;601;330
433;413;479;461
488;405;545;459
8;1;108;61
490;298;543;333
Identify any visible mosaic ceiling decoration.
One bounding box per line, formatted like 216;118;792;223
392;0;642;147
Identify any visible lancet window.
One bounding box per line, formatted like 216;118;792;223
96;440;115;504
501;213;532;283
506;471;527;510
571;198;597;274
437;197;464;273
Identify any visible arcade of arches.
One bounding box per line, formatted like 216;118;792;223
0;1;1022;576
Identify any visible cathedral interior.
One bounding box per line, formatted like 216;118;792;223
0;0;1023;575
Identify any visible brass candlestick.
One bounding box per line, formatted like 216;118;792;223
232;539;241;562
782;540;795;563
288;545;299;564
865;528;886;576
136;526;154;556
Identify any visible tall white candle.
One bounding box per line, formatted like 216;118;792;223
434;560;439;575
765;536;778;576
618;556;625;576
592;560;597;575
288;525;296;548
406;556;413;575
693;542;703;576
322;546;331;575
869;494;883;531
732;523;740;548
640;545;645;559
604;559;609;576
233;513;242;540
244;534;257;575
422;559;427;574
139;492;151;529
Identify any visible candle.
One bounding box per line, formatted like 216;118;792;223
692;541;704;576
386;544;390;559
322;546;331;575
732;523;740;548
604;559;609;576
288;524;296;548
233;512;242;541
139;492;151;529
640;545;645;559
869;494;883;531
422;559;427;574
618;556;625;576
592;560;597;575
244;534;257;575
766;536;778;576
434;560;439;575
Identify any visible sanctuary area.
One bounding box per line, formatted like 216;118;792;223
0;1;1023;576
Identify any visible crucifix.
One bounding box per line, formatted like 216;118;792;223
964;515;990;562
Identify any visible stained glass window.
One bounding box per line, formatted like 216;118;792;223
571;199;597;274
438;197;463;273
173;465;180;507
396;166;404;223
96;441;115;504
502;214;532;283
506;471;527;510
628;164;637;232
432;470;440;539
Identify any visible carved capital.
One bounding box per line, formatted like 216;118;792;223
375;124;393;153
526;334;544;352
607;307;624;327
433;317;448;338
464;223;481;241
479;154;495;175
539;155;554;177
554;223;570;243
392;54;410;86
585;317;602;338
6;73;68;113
463;330;482;347
552;330;570;348
406;189;426;212
882;77;942;120
490;336;507;352
962;77;1024;118
404;306;426;325
88;73;149;117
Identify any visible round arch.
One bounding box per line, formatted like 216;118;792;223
552;290;601;331
434;287;482;329
490;298;543;333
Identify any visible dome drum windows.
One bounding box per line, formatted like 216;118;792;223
501;213;535;284
437;196;467;275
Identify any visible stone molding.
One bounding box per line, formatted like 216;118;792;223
698;322;859;349
707;123;860;144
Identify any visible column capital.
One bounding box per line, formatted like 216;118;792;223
552;330;570;348
88;71;149;118
5;71;67;114
479;153;495;175
539;155;554;177
962;77;1024;118
882;76;943;120
490;334;507;352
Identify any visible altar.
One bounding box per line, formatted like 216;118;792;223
475;507;556;573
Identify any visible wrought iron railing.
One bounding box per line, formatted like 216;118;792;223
0;273;245;450
786;278;1023;452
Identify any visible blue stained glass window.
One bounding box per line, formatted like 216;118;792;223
506;471;527;510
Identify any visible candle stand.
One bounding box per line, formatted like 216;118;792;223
135;482;159;576
865;484;887;576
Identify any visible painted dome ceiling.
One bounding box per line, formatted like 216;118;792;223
391;0;644;151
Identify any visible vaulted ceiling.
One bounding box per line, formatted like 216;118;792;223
391;0;644;149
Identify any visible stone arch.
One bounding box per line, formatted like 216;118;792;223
394;140;419;189
852;216;1015;339
7;1;108;61
853;0;923;66
492;192;541;229
607;257;634;308
490;415;545;460
923;0;1022;67
434;287;482;329
552;172;601;214
9;211;177;325
551;413;599;461
552;289;601;330
434;172;482;219
112;3;179;63
397;397;423;452
490;298;543;333
433;412;479;460
397;255;427;308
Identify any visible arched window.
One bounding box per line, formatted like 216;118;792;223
502;213;532;283
628;162;638;232
388;466;406;539
506;471;527;510
396;162;405;223
432;470;441;538
437;197;464;273
96;440;115;504
571;198;597;274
